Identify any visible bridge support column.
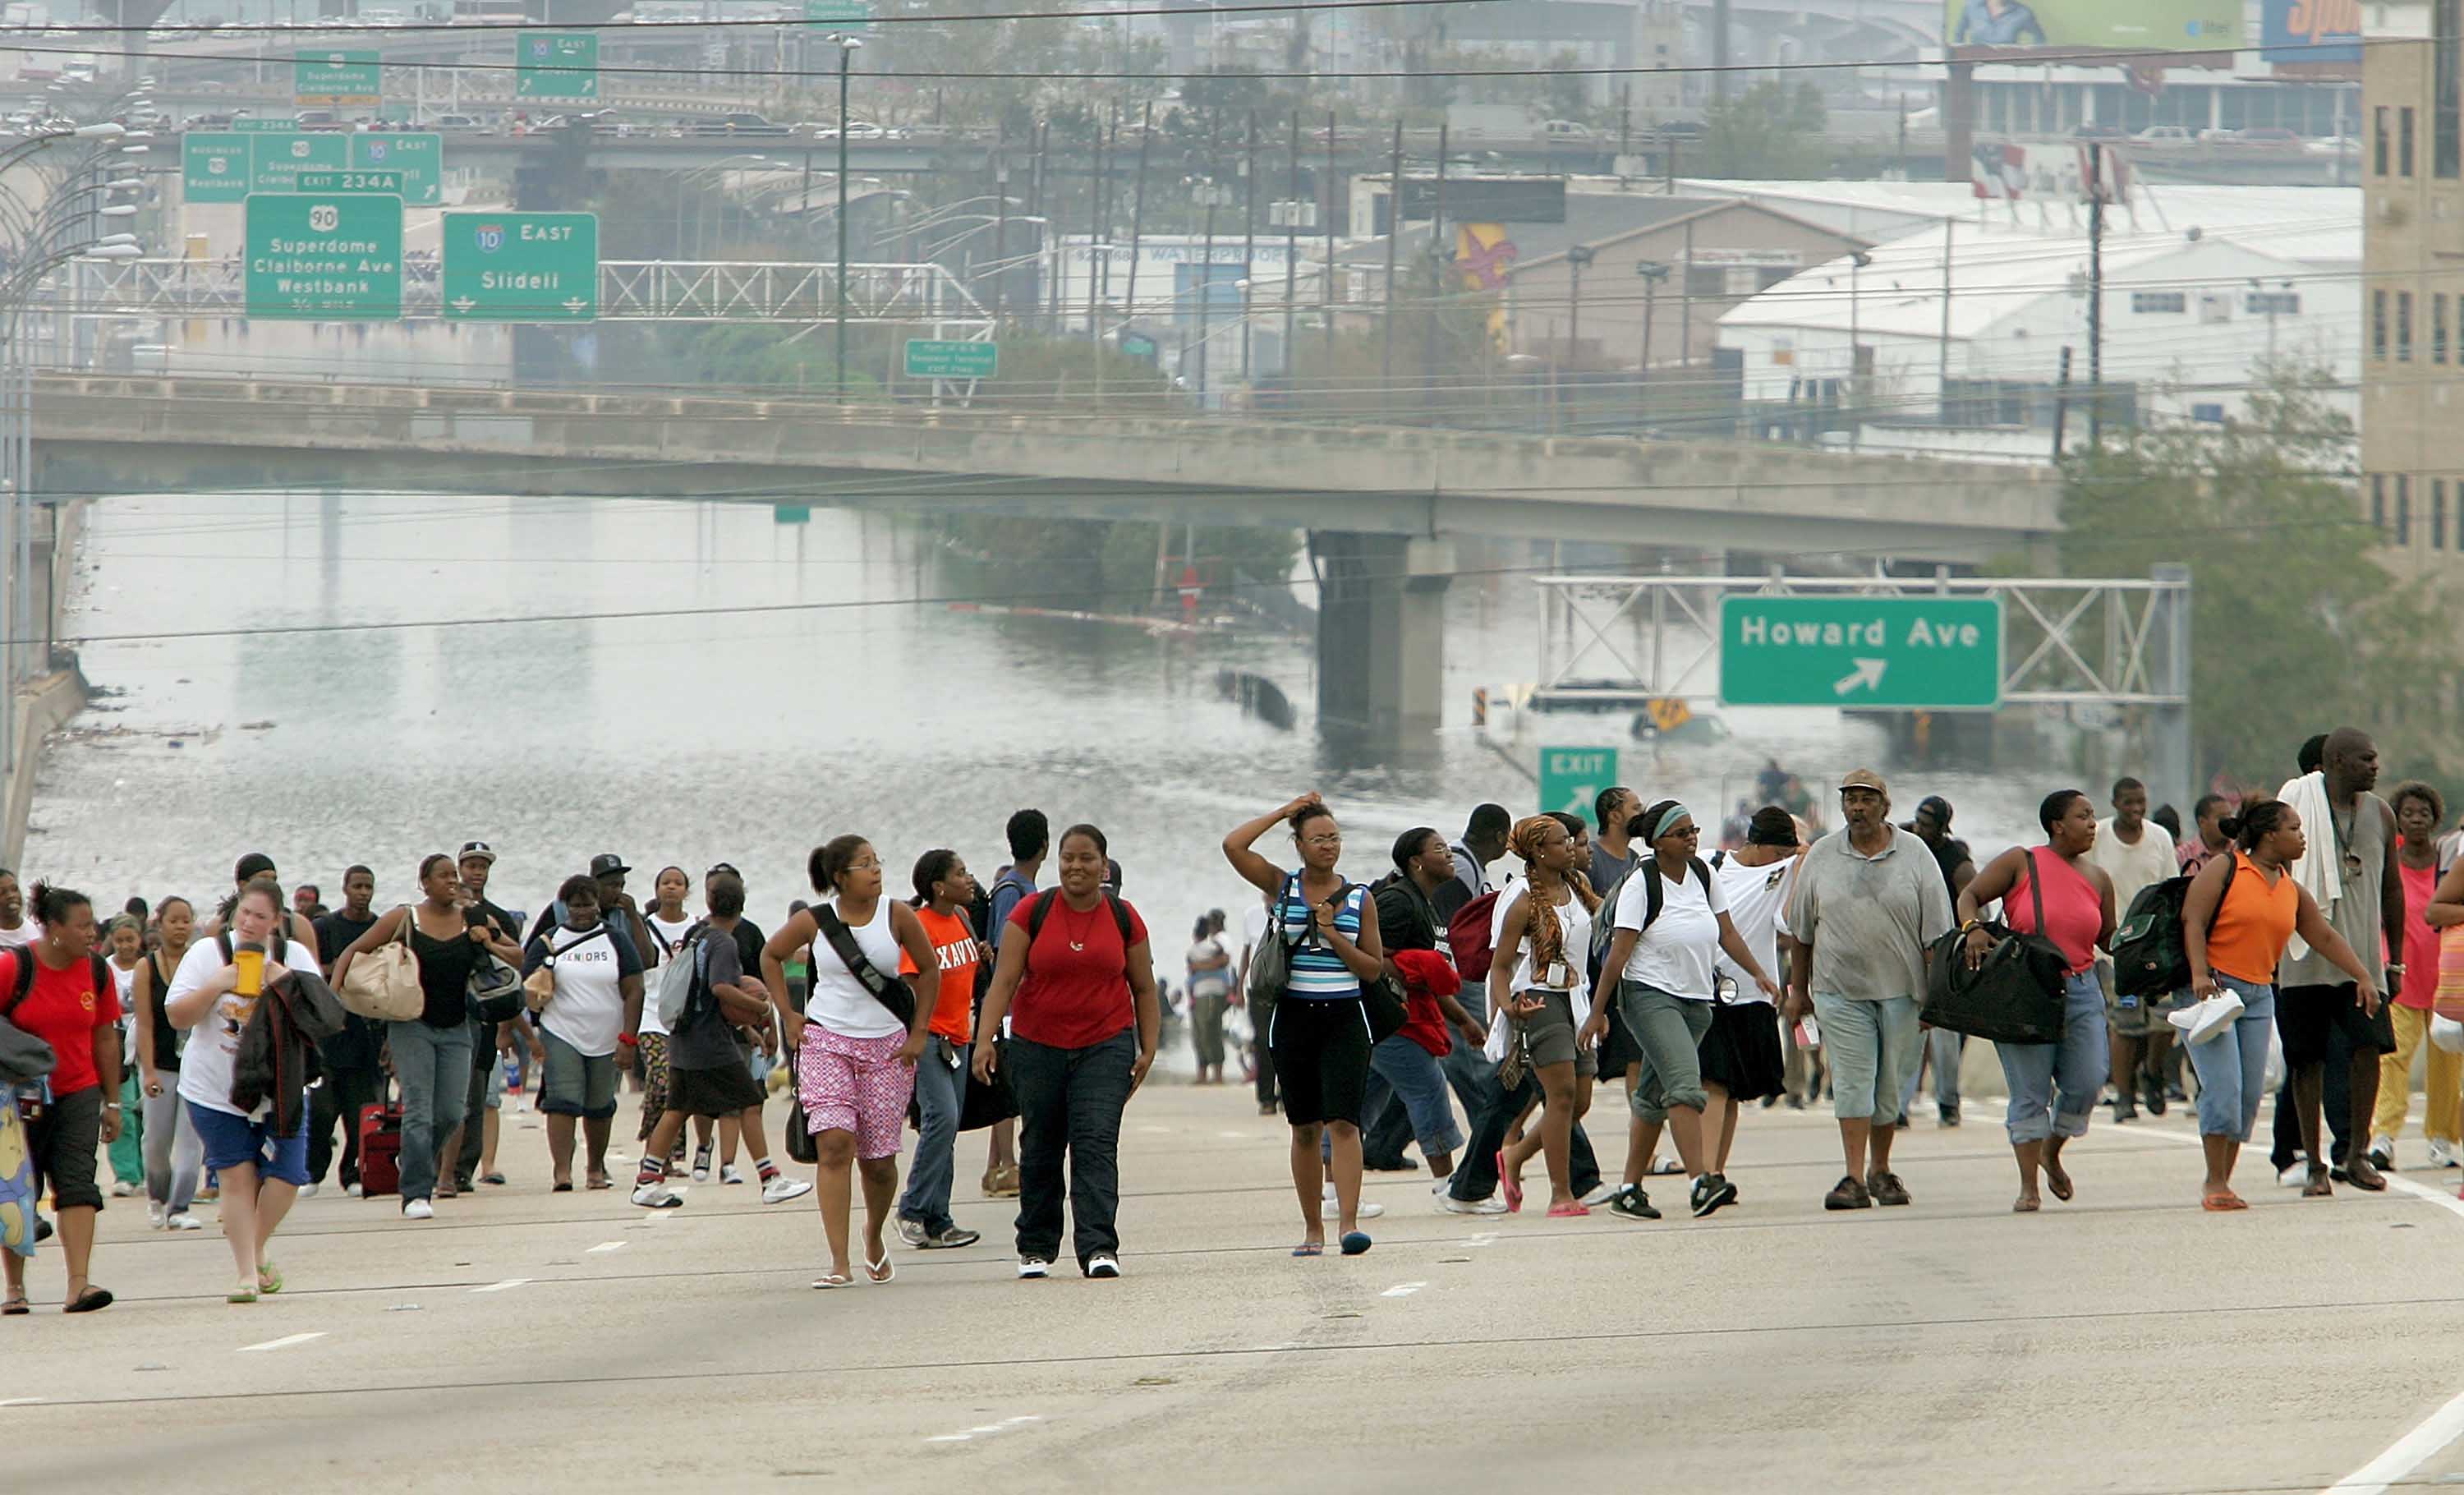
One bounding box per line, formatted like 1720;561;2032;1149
1312;533;1453;735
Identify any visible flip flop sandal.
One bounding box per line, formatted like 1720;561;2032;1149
2201;1191;2249;1212
811;1273;854;1290
228;1283;260;1304
480;1173;507;1186
1496;1151;1523;1213
1545;1201;1592;1218
65;1286;114;1313
1340;1231;1372;1256
1289;1242;1324;1257
2;1294;28;1316
552;1181;573;1193
586;1176;614;1191
2303;1170;2335;1198
2012;1197;2041;1213
2044;1170;2075;1203
256;1263;283;1296
864;1253;894;1283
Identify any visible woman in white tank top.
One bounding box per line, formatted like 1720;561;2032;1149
762;835;940;1290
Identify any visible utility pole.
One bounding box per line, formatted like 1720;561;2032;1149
1425;122;1447;406
1380;118;1402;419
1124;99;1153;338
830;33;860;401
1322;108;1337;370
1937;218;1954;421
1241;110;1257;384
991;131;1009;324
2086;144;2105;445
2052;344;2072;460
1086;114;1107;343
1283;112;1299;379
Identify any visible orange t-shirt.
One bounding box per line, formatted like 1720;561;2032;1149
899;905;981;1043
2206;851;2301;986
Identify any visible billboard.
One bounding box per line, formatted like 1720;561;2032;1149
1396;177;1567;224
1945;0;2237;48
2259;0;2361;62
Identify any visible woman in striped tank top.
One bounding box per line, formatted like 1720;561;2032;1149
1225;793;1387;1258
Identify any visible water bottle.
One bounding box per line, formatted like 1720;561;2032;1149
502;1053;521;1092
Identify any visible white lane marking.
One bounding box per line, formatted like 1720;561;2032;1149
926;1414;1044;1445
2376;1172;2464;1222
471;1278;532;1294
586;1241;627;1254
1381;1281;1427;1298
0;1396;44;1407
1464;1232;1496;1249
236;1332;326;1354
2326;1388;2464;1494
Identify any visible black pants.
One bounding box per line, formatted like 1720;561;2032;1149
2270;1019;2353;1171
1251;992;1278;1109
454;1036;492;1184
307;1065;382;1188
1448;1064;1602;1203
1009;1028;1134;1269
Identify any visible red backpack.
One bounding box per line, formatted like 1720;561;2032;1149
1445;890;1503;989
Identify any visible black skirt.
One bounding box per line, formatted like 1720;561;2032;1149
1697;1001;1786;1102
1598;999;1643;1080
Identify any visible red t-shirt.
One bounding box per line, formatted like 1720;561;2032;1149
1;948;118;1096
899;905;981;1044
2400;860;2440;1010
1005;891;1147;1051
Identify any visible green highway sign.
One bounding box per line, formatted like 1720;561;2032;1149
349;132;441;206
294;169;404;194
903;338;997;379
1538;746;1618;822
517;31;599;99
805;0;872;28
182;132;251;203
441;211;599;321
1718;596;2003;709
246;192;404;320
295;49;381;107
248;131;348;192
774;504;811;524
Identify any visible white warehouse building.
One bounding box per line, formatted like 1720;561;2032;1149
1712;187;2357;462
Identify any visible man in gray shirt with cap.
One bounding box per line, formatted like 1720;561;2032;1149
1783;769;1954;1212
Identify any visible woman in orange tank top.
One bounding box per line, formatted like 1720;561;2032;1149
2182;799;2381;1210
1956;790;2116;1215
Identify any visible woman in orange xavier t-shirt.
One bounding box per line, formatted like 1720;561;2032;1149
894;850;984;1250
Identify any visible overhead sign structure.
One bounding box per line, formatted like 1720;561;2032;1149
1943;0;2236;49
1538;746;1618;823
903;338;997;379
441;211;599;321
349;132;443;206
517;31;600;99
247;131;350;193
245;192;405;320
294;49;381;107
1719;597;2002;709
182;132;251;204
805;0;872;28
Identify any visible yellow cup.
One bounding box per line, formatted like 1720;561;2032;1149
233;944;265;997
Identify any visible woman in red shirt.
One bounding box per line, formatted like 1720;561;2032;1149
2374;783;2457;1167
895;849;984;1252
972;824;1161;1281
2;882;118;1315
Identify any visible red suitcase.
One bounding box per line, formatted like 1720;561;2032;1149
357;1102;403;1198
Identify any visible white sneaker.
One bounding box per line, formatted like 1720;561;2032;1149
2370;1135;2397;1171
1579;1181;1621;1208
2278;1162;2309;1188
109;1180;136;1198
720;1164;747;1186
691;1165;711;1183
1321;1199;1385;1220
402;1198;434;1221
165;1212;201;1231
1441;1194;1510;1215
1017;1257;1050;1279
2431;1138;2461;1169
146;1203;164;1229
631;1183;683;1209
1086;1253;1121;1278
297;1182;319;1199
760;1175;813;1205
345;1182;364;1198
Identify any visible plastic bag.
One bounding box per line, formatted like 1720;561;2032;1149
2262;1027;2287;1093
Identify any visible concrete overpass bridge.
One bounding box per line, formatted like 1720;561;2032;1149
27;371;2062;733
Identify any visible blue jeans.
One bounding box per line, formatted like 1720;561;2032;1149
1994;971;2110;1145
2188;975;2277;1143
1898;1028;1966;1119
388;1019;473;1205
898;1034;968;1234
1363;1034;1465;1160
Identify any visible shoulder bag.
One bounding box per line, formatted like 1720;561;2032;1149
526;923;612;1016
0;950;57;1085
812;905;917;1028
1919;850;2070;1046
338;906;425;1024
1244;874;1302;1010
1340;885;1409;1044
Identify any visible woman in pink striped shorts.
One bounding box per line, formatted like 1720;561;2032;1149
764;835;940;1290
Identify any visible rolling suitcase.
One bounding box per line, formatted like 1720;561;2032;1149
357;1102;403;1198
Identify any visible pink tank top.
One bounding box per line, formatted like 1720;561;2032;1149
2005;848;2103;975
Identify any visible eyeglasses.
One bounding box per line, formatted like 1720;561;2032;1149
1303;835;1342;848
848;857;881;872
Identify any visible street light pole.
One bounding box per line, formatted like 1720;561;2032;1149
830;34;861;401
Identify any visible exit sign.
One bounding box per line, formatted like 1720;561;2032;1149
1538;746;1618;822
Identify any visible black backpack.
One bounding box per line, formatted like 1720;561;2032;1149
1022;889;1134;961
2110;856;2236;998
9;948;115;1010
1588;852;1721;982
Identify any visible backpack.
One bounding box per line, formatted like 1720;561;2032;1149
654;921;711;1030
1587;852;1720;973
1020;889;1134;964
2110;856;2236;999
1446;890;1502;987
1;950;111;1085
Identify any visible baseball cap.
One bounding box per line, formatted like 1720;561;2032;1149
706;862;740;878
457;841;497;865
1915;795;1953;827
1838;769;1888;796
589;853;631;878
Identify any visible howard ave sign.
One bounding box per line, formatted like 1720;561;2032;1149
1718;596;2002;709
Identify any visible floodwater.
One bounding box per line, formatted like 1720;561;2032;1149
29;491;2049;942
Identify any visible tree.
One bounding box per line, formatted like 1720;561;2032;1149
1699;80;1830;178
2057;365;2464;787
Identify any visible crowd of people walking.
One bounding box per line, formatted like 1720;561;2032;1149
1;720;2456;1310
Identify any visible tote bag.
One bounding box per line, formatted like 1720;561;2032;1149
1920;851;2070;1046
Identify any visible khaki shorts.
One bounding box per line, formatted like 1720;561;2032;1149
1510;989;1597;1078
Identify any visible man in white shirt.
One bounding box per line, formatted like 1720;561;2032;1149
2085;775;2179;1122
